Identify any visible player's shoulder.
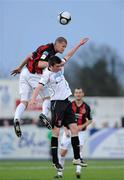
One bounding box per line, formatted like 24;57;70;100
45;43;54;51
37;43;52;52
42;68;50;75
71;100;75;104
83;101;91;109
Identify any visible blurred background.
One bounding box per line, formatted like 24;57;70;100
0;0;124;165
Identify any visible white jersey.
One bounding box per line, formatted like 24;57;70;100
39;66;72;100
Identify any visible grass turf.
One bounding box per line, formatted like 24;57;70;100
0;160;124;180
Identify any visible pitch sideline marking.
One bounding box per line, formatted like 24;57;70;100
0;165;124;171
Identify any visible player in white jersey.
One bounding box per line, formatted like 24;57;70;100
30;38;89;177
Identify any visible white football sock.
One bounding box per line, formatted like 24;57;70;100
42;99;50;117
76;165;81;173
14;103;26;123
58;171;63;176
76;149;82;173
80;148;83;159
59;156;65;168
80;153;83;160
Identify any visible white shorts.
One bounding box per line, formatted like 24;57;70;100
60;131;86;150
19;67;49;101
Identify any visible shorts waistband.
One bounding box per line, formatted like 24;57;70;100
51;98;69;102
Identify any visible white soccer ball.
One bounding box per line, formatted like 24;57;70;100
58;11;71;25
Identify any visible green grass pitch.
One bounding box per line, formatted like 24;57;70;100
0;160;124;180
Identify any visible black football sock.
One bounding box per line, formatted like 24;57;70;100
71;136;80;160
51;136;59;164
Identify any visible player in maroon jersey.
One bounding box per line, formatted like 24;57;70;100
57;88;92;179
11;37;68;137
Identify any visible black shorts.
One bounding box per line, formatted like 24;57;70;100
51;98;76;128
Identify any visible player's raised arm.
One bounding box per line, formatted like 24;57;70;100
64;38;89;62
11;53;33;76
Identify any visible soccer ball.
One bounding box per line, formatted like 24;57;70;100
58;11;71;25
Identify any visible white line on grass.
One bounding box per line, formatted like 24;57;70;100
0;165;124;171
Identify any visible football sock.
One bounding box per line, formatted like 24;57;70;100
58;171;63;176
76;165;81;173
14;103;26;123
51;136;59;164
80;148;83;160
59;156;65;167
71;136;80;160
42;99;50;117
80;154;83;160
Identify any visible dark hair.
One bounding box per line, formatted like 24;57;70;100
55;37;67;44
74;88;84;92
48;56;62;67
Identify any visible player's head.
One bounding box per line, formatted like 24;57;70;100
54;37;67;54
48;55;62;72
74;88;84;101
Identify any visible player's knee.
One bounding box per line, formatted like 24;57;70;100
52;127;60;137
60;149;67;157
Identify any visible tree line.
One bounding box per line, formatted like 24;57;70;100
65;43;124;96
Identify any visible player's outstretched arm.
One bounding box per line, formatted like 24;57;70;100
64;38;89;61
10;53;33;76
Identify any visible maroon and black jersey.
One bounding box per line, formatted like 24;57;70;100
27;43;56;74
72;101;92;131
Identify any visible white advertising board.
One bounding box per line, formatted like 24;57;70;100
0;125;50;159
89;128;124;159
1;125;124;159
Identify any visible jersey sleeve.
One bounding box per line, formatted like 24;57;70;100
33;45;50;61
61;58;66;65
61;58;66;73
39;69;49;86
40;51;49;61
86;104;92;120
